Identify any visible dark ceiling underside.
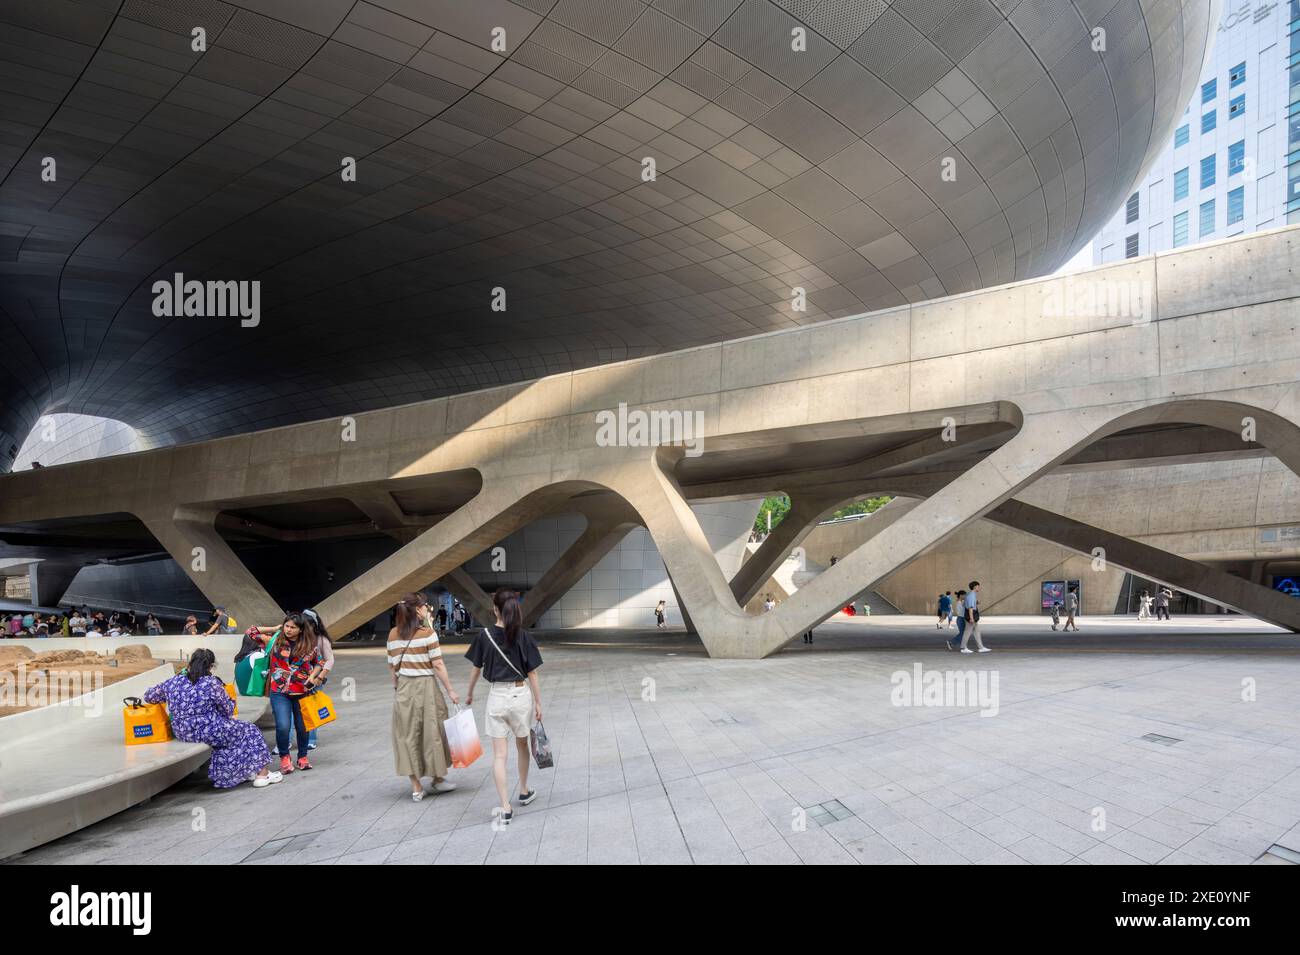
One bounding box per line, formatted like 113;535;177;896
0;0;1209;469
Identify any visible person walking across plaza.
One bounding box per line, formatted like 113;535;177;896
959;581;989;653
1050;601;1061;630
1156;587;1173;621
464;589;543;826
388;593;459;801
946;589;968;649
1061;586;1080;631
655;599;667;629
936;591;952;628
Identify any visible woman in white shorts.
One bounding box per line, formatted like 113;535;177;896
464;589;543;826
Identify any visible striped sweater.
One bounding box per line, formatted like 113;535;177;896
387;628;443;677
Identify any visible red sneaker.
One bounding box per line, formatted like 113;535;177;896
296;756;312;771
279;755;294;773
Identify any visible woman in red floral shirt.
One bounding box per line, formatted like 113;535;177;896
259;612;327;773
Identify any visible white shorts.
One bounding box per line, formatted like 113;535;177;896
486;683;532;739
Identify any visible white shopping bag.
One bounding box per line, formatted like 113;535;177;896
444;704;483;768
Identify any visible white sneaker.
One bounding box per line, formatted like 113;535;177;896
253;771;283;788
432;780;457;794
960;648;973;654
977;647;991;653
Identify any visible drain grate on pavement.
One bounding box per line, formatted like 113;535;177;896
1099;682;1123;688
807;799;854;827
241;829;325;863
1140;733;1183;746
711;716;738;725
1263;844;1300;864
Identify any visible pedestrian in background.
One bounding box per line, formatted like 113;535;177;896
946;589;968;650
959;581;989;653
936;591;952;628
1061;586;1080;632
1156;587;1173;621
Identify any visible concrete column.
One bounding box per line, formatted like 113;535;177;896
728;493;839;607
985;499;1300;632
520;507;638;627
667;573;696;635
441;566;495;626
138;506;282;627
314;474;579;637
349;490;426;544
29;559;83;608
608;412;1105;657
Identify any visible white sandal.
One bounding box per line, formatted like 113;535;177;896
253;771;283;788
411;789;426;802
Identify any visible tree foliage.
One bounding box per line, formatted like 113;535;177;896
753;495;892;534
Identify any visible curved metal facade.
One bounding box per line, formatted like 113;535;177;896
0;0;1216;466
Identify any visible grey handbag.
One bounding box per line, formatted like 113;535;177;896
531;719;554;769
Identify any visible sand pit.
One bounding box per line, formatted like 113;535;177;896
0;647;171;716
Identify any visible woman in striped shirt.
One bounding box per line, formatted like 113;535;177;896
389;592;460;801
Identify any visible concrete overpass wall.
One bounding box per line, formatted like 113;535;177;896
2;227;1300;656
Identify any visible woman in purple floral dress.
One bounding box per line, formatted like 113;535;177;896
143;649;283;789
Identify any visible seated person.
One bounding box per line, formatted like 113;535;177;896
143;649;282;789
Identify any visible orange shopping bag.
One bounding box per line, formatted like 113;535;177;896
122;697;172;745
443;704;483;768
224;682;238;717
298;688;336;731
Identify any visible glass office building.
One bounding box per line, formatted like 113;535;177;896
1094;0;1300;263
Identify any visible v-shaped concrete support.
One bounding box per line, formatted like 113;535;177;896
728;492;840;607
985;499;1300;632
315;475;594;637
138;506;282;627
608;412;1105;657
440;566;495;625
520;496;640;627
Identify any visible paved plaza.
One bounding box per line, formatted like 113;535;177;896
10;616;1300;866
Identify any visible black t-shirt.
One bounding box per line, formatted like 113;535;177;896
465;627;542;683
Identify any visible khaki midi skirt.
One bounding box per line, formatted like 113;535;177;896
391;676;451;778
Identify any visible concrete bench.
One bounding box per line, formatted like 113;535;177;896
0;657;270;860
